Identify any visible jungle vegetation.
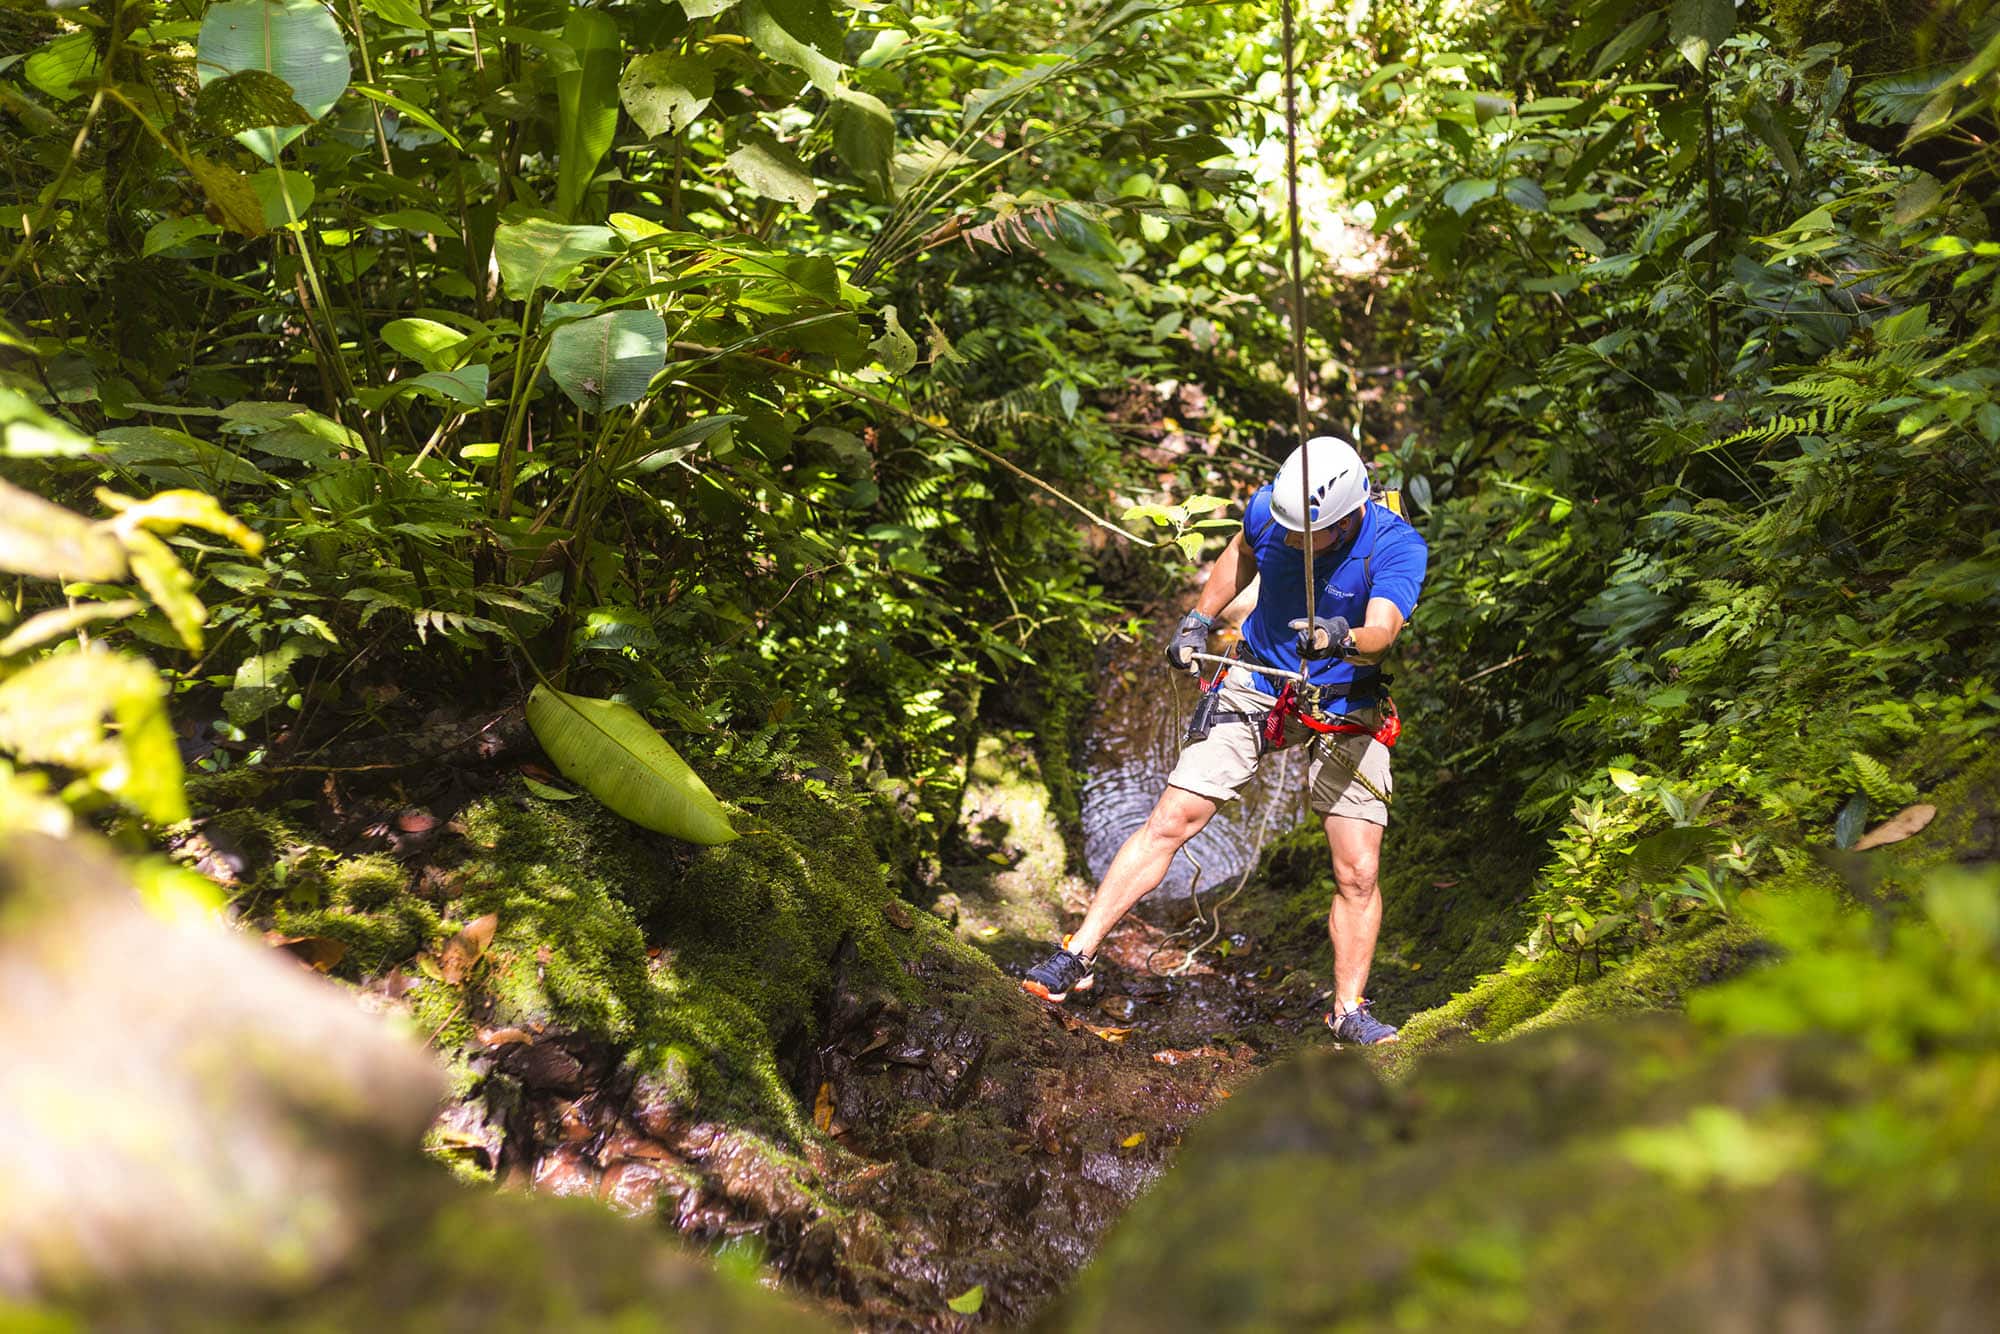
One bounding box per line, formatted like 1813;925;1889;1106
3;0;1999;1324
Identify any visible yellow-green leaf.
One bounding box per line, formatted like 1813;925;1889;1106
124;530;207;651
525;684;737;844
0;651;188;823
0;479;126;582
97;488;265;555
946;1284;984;1315
0;600;145;657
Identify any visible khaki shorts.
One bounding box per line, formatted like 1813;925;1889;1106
1166;676;1393;826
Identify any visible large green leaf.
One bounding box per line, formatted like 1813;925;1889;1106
742;0;845;92
493;218;620;299
196;0;352;163
869;305;917;376
832;86;896;198
620;51;715;138
1668;0;1732;72
380;317;469;371
24;32;100;103
1443;178;1498;214
729;132;818;209
525;684;737;844
194;69;314;138
556;10;621;220
547;310;668;412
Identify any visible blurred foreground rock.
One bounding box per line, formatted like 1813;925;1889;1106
1052;1018;2000;1332
0;833;822;1330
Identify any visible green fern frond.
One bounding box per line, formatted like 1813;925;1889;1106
1848;751;1918;807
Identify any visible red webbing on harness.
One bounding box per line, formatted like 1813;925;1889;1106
1261;681;1401;751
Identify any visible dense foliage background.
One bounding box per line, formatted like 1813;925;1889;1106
5;0;2000;1321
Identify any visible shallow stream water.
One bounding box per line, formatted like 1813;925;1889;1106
1080;618;1305;901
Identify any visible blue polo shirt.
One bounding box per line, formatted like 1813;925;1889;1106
1236;486;1428;712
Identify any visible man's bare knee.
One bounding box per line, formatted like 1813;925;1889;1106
1331;850;1379;899
1145;790;1212;845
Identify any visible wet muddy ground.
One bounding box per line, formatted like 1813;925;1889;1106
192;674;1340;1330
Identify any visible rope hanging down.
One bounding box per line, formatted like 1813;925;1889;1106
1280;0;1318;661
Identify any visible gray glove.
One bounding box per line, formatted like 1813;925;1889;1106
1290;614;1354;661
1165;610;1215;672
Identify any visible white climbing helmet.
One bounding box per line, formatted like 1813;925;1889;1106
1271;436;1367;532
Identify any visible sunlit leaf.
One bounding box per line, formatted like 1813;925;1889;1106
742;0;845;92
869;305;917;377
525;684;737;844
522;776;581;801
195;69;314;138
0;600;144;657
620;51;714;137
1;389;96;458
123;530;206;651
380;317;469;372
493;218;620;299
0;651;188;823
0;479;125;582
946;1285;984;1315
1667;0;1732;72
728;132;818;210
24;32;98;103
547;310;668;412
196;0;353;162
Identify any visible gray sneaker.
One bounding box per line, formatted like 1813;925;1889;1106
1326;1000;1399;1045
1022;947;1096;1003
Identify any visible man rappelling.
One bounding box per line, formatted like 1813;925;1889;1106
1022;436;1428;1045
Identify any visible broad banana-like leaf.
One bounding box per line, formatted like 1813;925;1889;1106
526;685;737;844
555;10;620;220
196;0;352;163
547;310;667;412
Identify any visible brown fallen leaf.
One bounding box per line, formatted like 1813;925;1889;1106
1085;1024;1133;1043
882;900;915;930
440;911;498;985
1853;803;1937;851
813;1081;836;1134
264;931;347;973
477;1026;533;1049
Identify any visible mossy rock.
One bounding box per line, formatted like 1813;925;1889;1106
1052;1016;2000;1331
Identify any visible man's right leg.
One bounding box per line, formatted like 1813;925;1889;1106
1066;784;1218;958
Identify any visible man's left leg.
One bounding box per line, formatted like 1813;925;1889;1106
1310;722;1399;1044
1323;814;1384;1012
